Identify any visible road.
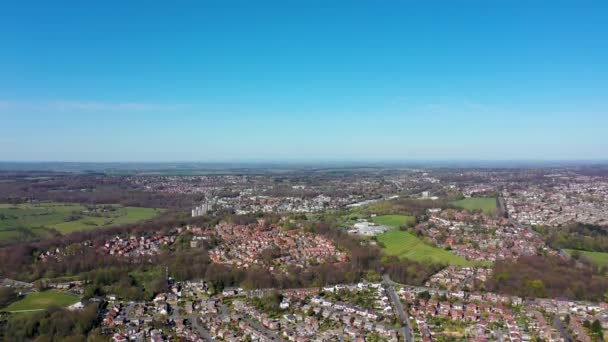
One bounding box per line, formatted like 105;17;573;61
124;301;141;321
497;192;508;218
493;329;504;342
224;303;285;341
553;315;573;342
123;301;213;341
5;309;45;313
190;315;215;342
508;218;526;230
383;274;413;342
242;316;286;342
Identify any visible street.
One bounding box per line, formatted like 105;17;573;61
383;274;413;342
190;315;215;342
553;315;573;342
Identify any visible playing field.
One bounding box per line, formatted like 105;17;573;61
371;214;415;228
450;197;497;215
565;249;608;267
1;291;80;312
0;202;162;240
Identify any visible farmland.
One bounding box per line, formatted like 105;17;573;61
0;202;162;241
1;291;80;312
450;197;497;215
372;215;475;266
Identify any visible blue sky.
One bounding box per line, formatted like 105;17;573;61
1;1;607;162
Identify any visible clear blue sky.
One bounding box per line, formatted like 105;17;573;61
1;1;607;162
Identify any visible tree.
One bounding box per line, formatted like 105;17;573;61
591;319;603;339
418;291;431;301
0;286;16;308
570;250;581;260
33;279;48;291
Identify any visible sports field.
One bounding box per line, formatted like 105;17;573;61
450;197;497;215
1;291;80;312
0;202;162;240
565;249;608;267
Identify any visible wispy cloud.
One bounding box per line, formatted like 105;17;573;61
0;100;186;112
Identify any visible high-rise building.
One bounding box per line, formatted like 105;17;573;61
191;198;215;217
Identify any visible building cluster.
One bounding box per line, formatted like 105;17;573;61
523;297;608;342
423;215;553;262
403;287;522;342
191;198;215;217
399;283;608;342
425;266;492;291
47;280;85;296
200;282;400;342
503;178;608;227
129;171;447;215
236;194;346;214
102;283;187;341
0;277;33;289
209;221;347;272
401;286;522;342
93;273;608;342
102;234;176;258
37;231;182;263
347;220;391;236
461;185;496;198
431;208;509;227
99;280;406;342
129;175;250;195
530;297;608;342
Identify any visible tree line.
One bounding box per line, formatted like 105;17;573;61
535;223;608;253
486;255;608;301
0;176;198;209
1;303;105;341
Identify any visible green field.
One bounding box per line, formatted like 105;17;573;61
0;202;162;240
450;197;497;215
1;291;80;312
0;227;55;242
565;249;608;267
372;214;415;228
377;229;475;266
372;215;475;266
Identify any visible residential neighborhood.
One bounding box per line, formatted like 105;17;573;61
209;221;347;272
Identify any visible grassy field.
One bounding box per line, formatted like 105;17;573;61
0;202;162;239
450;197;497;215
565;249;608;267
0;227;55;242
377;229;475;266
1;291;79;312
372;215;475;266
371;214;415;228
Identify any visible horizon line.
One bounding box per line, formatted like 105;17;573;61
1;159;608;167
